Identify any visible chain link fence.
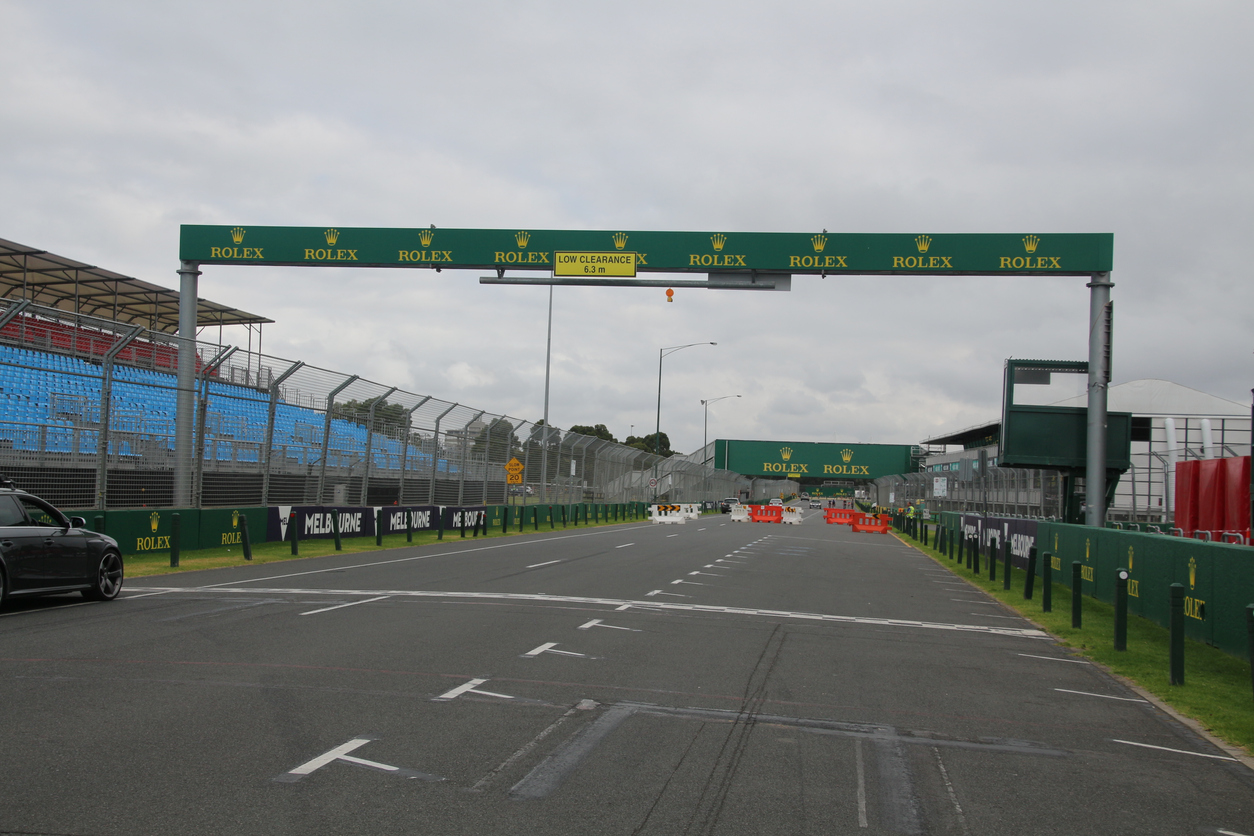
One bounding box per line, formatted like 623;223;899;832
0;302;751;509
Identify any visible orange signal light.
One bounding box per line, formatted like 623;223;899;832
665;288;674;303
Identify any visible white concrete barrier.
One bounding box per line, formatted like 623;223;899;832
681;503;700;520
781;506;803;525
650;504;687;524
729;504;750;522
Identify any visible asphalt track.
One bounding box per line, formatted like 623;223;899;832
0;511;1250;835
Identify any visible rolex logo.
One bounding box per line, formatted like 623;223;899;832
711;233;727;252
230;227;246;245
811;234;827;253
1023;234;1040;253
149;511;160;533
780;446;792;461
840;448;853;463
418;229;434;247
915;235;932;253
515;231;530;248
612;232;628;250
231;510;240;529
325;229;340;246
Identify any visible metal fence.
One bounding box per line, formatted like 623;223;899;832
869;469;1065;519
0;302;752;509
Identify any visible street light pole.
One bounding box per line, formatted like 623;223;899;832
653;341;716;503
702;394;740;503
655;342;717;456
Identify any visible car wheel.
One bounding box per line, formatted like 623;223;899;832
0;566;6;611
85;551;124;601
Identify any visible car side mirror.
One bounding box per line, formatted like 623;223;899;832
70;516;86;529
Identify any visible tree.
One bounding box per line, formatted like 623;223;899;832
470;417;520;463
626;432;673;457
336;397;407;433
568;424;617;443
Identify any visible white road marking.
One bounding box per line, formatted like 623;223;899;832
526;560;561;569
1056;689;1147;703
1019;653;1090;664
615;543;634;549
715;559;746;565
671;579;704;585
1218;830;1253;836
615;604;632;611
434;678;516;701
578;619;639;632
276;737;443;783
470;709;577;792
932;747;966;834
299;595;390;616
644;590;663;597
1111;739;1237;761
666;534;679;538
523;642;588;658
689;571;725;577
128;586;1050;638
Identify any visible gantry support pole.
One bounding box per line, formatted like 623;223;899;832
1085;272;1113;527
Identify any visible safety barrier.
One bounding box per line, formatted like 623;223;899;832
851;513;891;534
650;504;687;524
825;508;858;525
729;504;750;522
748;505;784;523
781;506;802;525
680;503;701;520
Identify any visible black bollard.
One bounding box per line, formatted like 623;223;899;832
561;505;567;528
989;539;997;582
377;508;385;546
550;505;555;530
406;508;413;543
94;514;105;534
170;513;180;568
1245;604;1254;704
1114;569;1129;651
533;507;539;531
1042;552;1053;612
332;508;342;550
973;536;980;574
958;533;965;565
1002;539;1012;590
1024;547;1036;600
459;508;466;539
1169;583;1184;683
289;511;299;555
240;514;253;561
437;507;445;540
502;507;509;535
1071;562;1083;628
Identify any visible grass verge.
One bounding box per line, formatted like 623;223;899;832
122;514;656;579
903;528;1254;756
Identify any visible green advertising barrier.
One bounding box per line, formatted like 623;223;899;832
70;507;269;556
936;512;1253;659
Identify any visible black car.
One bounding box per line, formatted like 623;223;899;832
719;498;740;513
0;486;123;608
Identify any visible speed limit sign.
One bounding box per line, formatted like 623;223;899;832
648;478;658;488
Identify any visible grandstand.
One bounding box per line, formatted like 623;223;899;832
0;236;746;510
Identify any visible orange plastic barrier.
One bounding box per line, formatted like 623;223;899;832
851;514;891;534
825;508;858;525
748;505;784;523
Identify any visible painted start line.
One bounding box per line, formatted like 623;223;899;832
123;586;1049;639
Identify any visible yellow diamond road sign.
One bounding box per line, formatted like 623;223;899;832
554;251;637;277
505;457;524;475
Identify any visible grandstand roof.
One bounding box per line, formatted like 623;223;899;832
0;237;272;334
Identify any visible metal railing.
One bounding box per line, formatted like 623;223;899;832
0;302;751;509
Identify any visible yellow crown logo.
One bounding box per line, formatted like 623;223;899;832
1189;556;1197;589
325;229;340;246
811;234;827;253
418;229;434;247
780;446;792;461
841;448;853;463
1023;234;1040;253
1128;545;1134;571
515;231;530;248
230;227;246;244
915;235;932;253
231;510;240;529
711;234;727;252
149;511;160;532
612;232;628;250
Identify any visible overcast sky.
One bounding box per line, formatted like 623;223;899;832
2;1;1251;454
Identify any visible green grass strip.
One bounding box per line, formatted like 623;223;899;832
903;528;1254;756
